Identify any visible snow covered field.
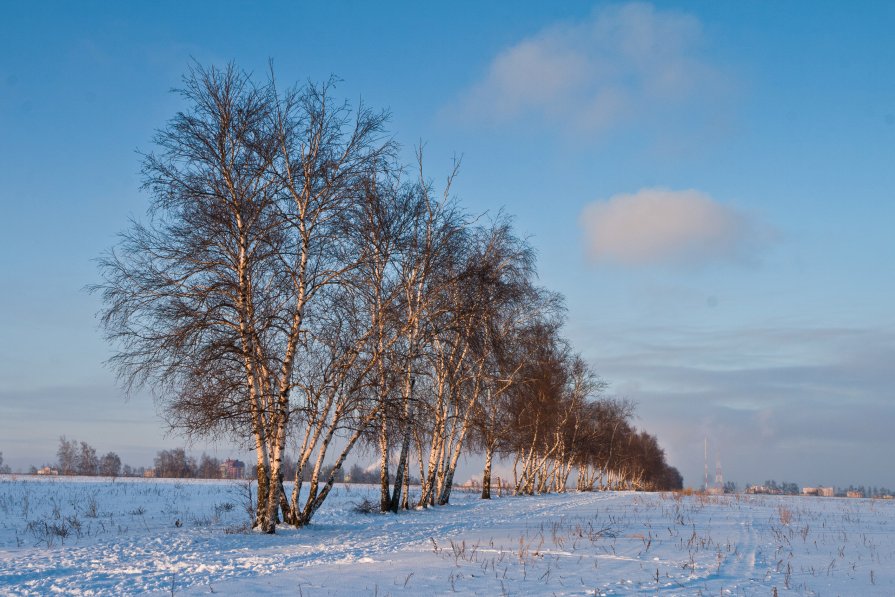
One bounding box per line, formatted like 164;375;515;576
0;476;893;595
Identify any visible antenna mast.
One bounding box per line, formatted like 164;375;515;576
704;437;709;492
715;449;724;488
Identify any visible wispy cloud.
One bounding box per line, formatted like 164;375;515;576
450;2;725;135
579;188;773;266
576;323;895;486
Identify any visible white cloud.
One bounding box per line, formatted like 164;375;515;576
579;188;768;266
452;2;723;134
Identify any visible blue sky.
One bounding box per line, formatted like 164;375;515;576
1;1;893;488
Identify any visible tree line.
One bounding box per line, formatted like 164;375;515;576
35;437;243;479
94;62;681;534
55;436;121;476
743;480;894;498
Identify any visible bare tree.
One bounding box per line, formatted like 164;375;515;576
56;436;78;475
96;62;393;532
280;282;382;526
197;454;221;479
358;148;466;512
574;397;635;491
99;452;122;478
95;63;283;522
78;442;99;476
470;286;563;499
506;324;571;495
154;448;197;478
401;214;541;507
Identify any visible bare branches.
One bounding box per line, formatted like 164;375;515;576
95;63;396;532
94;61;683;535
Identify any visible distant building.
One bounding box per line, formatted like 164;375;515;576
143;468;156;478
746;485;782;495
220;459;245;479
801;486;834;497
36;466;58;476
846;490;864;498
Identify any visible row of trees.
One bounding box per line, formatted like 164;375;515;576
52;439;240;479
152;448;225;478
56;436;122;477
468;329;682;499
96;63;680;533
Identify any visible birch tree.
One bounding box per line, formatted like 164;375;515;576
96;63;392;532
364;153;466;513
255;73;393;531
408;216;538;506
469;285;564;499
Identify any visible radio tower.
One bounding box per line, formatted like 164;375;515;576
715;450;724;489
704;437;709;492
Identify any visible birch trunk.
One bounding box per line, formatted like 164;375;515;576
481;445;494;499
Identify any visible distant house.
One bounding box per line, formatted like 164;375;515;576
220;459;246;480
143;468;156;478
846;490;864;498
36;466;58;476
746;485;782;495
801;487;834;497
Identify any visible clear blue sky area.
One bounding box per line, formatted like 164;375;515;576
1;1;893;488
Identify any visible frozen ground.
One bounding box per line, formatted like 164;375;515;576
0;476;893;595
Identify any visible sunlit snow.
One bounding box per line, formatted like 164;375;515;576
1;476;892;595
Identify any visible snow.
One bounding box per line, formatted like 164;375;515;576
1;475;894;595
